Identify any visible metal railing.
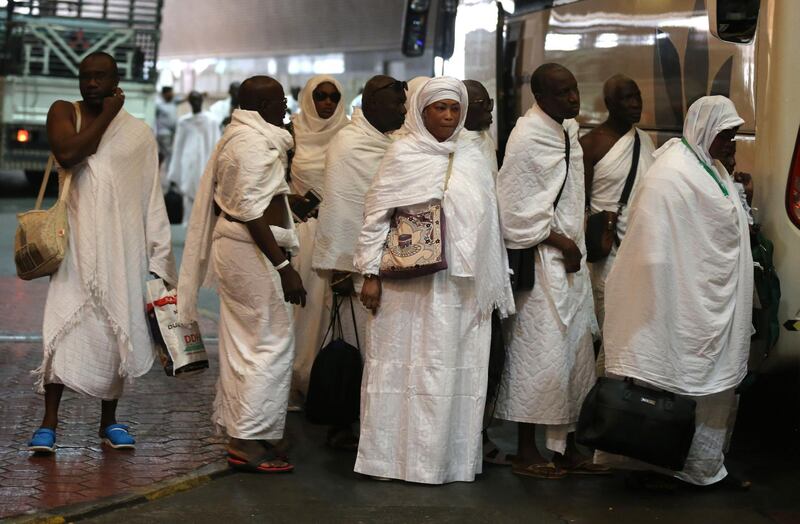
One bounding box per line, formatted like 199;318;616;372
1;0;162;82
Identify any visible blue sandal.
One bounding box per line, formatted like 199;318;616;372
101;424;136;449
28;428;56;453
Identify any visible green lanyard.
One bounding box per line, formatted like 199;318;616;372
681;138;729;197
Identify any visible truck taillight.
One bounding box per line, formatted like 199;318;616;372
788;125;800;230
15;129;30;143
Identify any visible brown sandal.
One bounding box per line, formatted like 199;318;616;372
512;461;567;479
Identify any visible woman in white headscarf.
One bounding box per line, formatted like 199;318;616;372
597;96;753;488
352;77;514;484
288;75;349;405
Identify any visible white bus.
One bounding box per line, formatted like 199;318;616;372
450;0;798;366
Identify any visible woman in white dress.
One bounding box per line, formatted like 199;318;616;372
353;77;514;484
289;75;349;406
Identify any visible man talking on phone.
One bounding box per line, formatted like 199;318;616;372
28;52;177;453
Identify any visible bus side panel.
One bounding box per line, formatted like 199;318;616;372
753;0;800;362
509;0;757;151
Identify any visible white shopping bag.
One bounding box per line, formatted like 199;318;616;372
145;278;209;377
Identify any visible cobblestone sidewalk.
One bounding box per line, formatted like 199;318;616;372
0;279;226;520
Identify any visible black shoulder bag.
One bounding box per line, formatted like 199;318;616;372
585;131;641;263
507;129;571;292
305;293;363;426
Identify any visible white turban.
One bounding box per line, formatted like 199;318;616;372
683;96;744;164
405;76;468;154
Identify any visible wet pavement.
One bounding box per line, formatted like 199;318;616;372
0;178;228;520
1;175;799;522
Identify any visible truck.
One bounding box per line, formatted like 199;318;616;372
0;0;163;185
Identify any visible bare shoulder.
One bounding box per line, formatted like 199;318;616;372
47;100;76;121
580;126;619;163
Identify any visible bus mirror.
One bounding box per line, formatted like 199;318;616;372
402;0;432;57
707;0;761;44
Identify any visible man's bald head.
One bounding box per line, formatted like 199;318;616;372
464;79;492;131
80;52;118;78
464;79;489;101
239;76;286;127
362;75;406;133
603;74;642;125
530;63;580;122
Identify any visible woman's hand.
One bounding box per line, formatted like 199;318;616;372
360;275;382;314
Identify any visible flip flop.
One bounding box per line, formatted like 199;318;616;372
483;439;513;466
565;460;613;476
227;450;294;474
512;461;567;479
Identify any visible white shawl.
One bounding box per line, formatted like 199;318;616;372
312;108;392;272
496;103;589;326
589;127;655;240
167;111;221;198
603;96;753;395
355;76;514;317
392;76;431;139
42;109;176;379
177;109;296;323
290;75;349;194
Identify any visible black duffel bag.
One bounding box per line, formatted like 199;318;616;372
305;294;363;426
576;376;697;471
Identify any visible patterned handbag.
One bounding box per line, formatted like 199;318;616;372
379;152;454;279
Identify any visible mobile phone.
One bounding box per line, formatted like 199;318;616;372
290;189;322;221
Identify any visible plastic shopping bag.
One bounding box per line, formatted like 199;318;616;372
145;278;209;377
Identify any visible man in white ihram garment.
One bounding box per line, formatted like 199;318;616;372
579;74;655;370
178;76;307;473
354;76;514;484
460;79;513;466
312;75;407;450
208;81;240;129
167;90;221;224
495;63;606;479
288;75;349;409
596;96;753;489
28;52;176;453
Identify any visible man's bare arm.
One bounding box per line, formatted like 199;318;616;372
46;90;124;168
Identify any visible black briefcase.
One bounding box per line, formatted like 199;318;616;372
305;294;363;426
576;376;697;471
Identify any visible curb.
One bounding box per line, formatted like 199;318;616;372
6;461;233;523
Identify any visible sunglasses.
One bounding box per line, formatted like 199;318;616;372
470;98;494;112
374;79;408;94
312;90;342;103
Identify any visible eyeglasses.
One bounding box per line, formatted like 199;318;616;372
374;79;408;95
470;98;494;112
266;97;287;107
312;90;342;103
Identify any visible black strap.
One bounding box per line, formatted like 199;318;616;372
318;293;361;352
617;131;641;210
554;129;570;208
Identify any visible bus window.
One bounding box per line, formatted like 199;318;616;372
708;0;760;44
